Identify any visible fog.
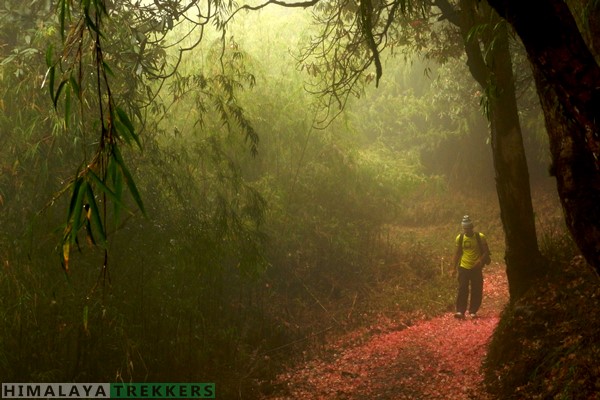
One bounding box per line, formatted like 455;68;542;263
0;1;566;398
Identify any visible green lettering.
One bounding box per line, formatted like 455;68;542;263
113;385;124;397
179;385;187;397
204;384;215;398
165;385;175;397
127;385;137;397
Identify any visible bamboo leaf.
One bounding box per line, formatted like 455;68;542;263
95;0;108;16
113;120;132;146
87;169;125;209
85;184;107;245
82;0;98;35
53;79;68;108
69;76;80;96
115;107;142;149
69;179;88;244
103;61;114;77
45;44;53;67
48;66;55;103
85;217;96;246
113;146;146;215
67;177;84;222
84;12;100;35
116;107;134;134
59;0;67;39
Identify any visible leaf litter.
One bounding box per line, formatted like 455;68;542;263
263;268;508;399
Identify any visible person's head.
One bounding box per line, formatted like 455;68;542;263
461;215;474;234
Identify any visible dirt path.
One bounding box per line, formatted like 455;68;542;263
264;267;508;399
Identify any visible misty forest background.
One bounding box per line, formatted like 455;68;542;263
0;1;590;398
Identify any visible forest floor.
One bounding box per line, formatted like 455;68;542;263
262;266;508;399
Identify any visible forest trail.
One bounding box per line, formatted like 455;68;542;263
263;267;508;399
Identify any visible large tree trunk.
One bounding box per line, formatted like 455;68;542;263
485;17;546;300
437;0;547;300
488;0;600;276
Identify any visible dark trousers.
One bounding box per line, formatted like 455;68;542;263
456;266;483;314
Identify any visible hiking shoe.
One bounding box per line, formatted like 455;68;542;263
470;312;478;319
454;312;465;319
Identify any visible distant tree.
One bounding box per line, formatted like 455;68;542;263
487;0;600;276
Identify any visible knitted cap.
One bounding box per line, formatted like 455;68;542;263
461;215;473;227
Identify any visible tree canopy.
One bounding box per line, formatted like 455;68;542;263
30;0;599;294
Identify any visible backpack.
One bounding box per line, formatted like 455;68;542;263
458;232;491;265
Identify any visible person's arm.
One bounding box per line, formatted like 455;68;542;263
474;235;490;268
451;242;461;276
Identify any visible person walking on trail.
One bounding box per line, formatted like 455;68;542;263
452;215;491;319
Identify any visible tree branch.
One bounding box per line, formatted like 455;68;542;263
224;0;322;25
436;0;489;87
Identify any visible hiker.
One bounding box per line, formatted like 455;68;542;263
452;215;490;319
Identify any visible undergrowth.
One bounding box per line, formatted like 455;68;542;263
1;182;571;399
484;247;600;399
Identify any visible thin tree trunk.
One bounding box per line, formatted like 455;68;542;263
486;18;546;300
437;0;546;300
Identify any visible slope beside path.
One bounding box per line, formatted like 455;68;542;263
264;267;508;399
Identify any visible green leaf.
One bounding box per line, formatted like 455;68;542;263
116;107;134;136
87;169;126;209
53;79;68;108
113;121;131;145
45;44;53;67
85;184;107;245
116;107;142;149
67;177;84;223
68;178;88;245
48;66;55;102
103;61;114;77
69;76;80;97
466;23;488;44
95;0;108;16
59;0;67;39
84;217;96;246
113;146;146;216
85;15;100;35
